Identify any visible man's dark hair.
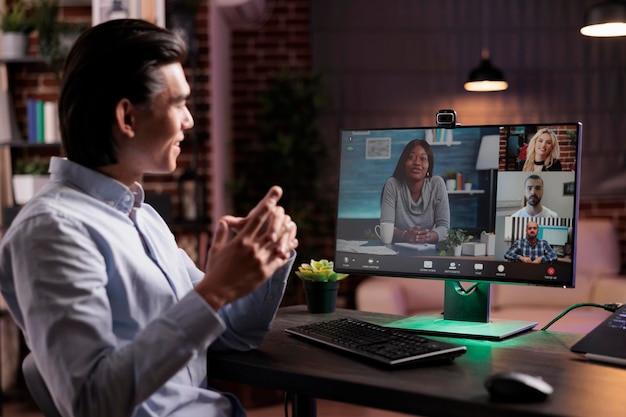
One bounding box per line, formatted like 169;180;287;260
59;19;188;168
525;174;543;185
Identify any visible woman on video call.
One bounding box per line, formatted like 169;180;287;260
380;139;450;244
518;128;562;172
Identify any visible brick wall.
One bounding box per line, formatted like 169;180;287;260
230;0;312;205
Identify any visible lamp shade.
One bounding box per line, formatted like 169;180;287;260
580;0;626;37
464;49;508;92
475;135;500;170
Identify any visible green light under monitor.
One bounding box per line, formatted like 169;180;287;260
383;315;537;341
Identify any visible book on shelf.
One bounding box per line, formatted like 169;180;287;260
0;91;22;143
27;99;61;144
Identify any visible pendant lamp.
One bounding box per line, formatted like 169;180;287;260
464;0;508;92
580;0;626;37
464;48;508;92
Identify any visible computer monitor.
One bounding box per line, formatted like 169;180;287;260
334;122;582;340
538;225;570;247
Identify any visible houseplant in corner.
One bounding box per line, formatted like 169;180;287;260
30;0;89;78
436;228;473;256
0;0;34;58
231;67;331;306
295;259;348;313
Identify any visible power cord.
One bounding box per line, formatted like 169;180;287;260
541;302;623;331
283;392;290;417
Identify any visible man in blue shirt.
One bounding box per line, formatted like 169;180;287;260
504;221;557;263
0;19;298;417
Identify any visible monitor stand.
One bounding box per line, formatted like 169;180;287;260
383;281;537;341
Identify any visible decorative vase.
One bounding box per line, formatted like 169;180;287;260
302;280;339;314
1;32;28;58
12;175;50;205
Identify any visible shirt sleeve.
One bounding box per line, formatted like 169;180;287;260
209;251;296;351
380;177;397;225
430;176;450;241
541;241;558;263
6;214;225;417
505;240;521;261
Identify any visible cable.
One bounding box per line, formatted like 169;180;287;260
541;302;623;331
283;392;290;417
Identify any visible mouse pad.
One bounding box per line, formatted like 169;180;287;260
571;304;626;363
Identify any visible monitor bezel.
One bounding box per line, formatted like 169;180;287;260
333;122;582;290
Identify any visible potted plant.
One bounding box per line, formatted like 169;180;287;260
1;0;34;58
231;68;330;306
444;170;457;191
295;259;348;313
436;228;473;256
12;155;50;205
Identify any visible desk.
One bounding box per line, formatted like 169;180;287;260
207;306;626;417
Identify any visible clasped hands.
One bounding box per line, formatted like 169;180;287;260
402;226;436;244
519;256;542;264
196;186;299;311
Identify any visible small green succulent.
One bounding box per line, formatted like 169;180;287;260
295;259;349;282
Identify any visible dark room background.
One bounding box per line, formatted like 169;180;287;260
310;0;626;199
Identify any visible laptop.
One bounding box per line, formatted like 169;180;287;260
571;304;626;366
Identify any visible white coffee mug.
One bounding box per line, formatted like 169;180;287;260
375;222;394;244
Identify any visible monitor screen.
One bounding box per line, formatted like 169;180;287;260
334;122;582;339
538;225;570;247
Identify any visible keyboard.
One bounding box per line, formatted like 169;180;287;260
285;317;467;367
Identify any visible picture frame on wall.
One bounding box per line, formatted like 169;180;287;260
92;0;165;27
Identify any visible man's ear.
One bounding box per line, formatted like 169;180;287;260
114;98;135;137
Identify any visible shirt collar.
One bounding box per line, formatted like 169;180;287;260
49;156;144;215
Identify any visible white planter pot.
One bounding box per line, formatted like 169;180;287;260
12;175;50;205
1;32;28;58
446;179;457;191
464;182;472;190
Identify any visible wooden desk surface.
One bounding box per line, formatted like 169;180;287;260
207;306;626;417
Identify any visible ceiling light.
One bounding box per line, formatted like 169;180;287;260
464;48;508;92
580;0;626;37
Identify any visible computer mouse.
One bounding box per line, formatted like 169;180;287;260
484;371;554;402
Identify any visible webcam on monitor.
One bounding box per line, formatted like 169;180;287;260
436;109;458;128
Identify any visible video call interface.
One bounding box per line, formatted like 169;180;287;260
334;122;582;287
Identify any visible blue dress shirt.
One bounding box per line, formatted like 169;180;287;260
0;157;294;417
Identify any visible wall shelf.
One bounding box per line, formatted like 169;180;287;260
430;141;462;146
447;189;485;195
0;142;61;148
0;56;46;64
